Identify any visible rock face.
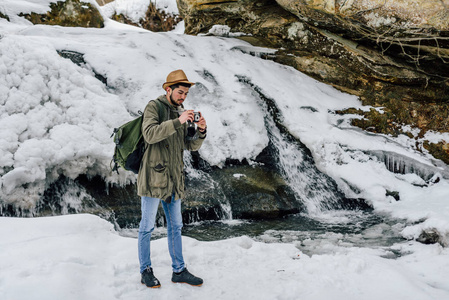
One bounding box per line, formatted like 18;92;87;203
36;163;302;229
177;0;449;163
207;165;302;219
178;0;449;101
273;0;449;98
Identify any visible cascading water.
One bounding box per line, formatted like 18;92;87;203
265;117;346;214
184;151;233;220
237;75;348;214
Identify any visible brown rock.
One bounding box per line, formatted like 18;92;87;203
20;0;104;28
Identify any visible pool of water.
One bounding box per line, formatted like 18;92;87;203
119;209;407;257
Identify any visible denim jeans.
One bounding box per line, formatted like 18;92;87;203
138;195;185;273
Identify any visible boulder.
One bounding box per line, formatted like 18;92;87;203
19;0;104;28
208;165;302;219
417;228;449;247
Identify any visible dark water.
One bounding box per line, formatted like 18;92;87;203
120;210;406;257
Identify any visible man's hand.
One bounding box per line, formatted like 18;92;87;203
179;110;194;124
196;113;207;132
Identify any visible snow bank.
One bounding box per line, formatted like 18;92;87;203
102;0;179;23
0;0;448;241
0;33;131;211
1;214;448;300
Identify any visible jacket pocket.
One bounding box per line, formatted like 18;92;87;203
150;163;168;188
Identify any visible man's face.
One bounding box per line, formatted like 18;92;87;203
168;85;189;107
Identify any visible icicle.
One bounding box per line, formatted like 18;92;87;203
368;150;449;181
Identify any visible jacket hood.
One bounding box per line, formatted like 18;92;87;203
157;94;184;112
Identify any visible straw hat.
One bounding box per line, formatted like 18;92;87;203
162;69;195;90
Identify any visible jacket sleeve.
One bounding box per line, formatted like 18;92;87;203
142;100;182;145
185;129;207;151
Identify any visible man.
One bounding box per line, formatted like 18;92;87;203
137;70;207;288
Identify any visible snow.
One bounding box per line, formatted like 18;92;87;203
102;0;179;23
364;12;397;28
1;214;449;300
1;0;64;15
1;0;449;298
204;24;248;37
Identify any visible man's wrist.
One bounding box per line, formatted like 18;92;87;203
198;126;207;133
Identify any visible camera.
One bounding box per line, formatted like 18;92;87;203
193;112;201;123
186;111;201;141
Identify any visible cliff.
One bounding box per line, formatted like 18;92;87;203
177;0;449;163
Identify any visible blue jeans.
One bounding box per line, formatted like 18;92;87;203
138;195;185;273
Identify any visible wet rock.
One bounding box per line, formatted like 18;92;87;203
417;229;448;247
386;190;400;201
57;50;108;84
0;11;10;22
77;175;224;228
47;161;302;228
19;0;104;28
209;165;302;219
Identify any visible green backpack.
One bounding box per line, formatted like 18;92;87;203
111;99;164;174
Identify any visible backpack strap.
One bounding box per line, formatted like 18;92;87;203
151;99;170;124
153;98;166;123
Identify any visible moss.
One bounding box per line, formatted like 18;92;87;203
20;0;104;28
220;166;287;195
337;101;449;165
423;141;449;165
337;107;404;136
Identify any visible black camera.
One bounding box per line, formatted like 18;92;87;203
186;111;201;141
193;112;201;123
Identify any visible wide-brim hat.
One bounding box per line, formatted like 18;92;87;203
162;69;195;90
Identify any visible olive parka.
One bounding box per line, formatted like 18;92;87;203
137;95;206;201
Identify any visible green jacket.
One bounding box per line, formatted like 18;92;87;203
137;95;206;201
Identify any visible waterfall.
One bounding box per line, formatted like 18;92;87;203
237;76;347;214
265;119;345;213
184;151;233;220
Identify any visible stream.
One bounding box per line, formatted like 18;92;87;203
119;209;406;257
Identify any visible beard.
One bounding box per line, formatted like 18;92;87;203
169;94;181;107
